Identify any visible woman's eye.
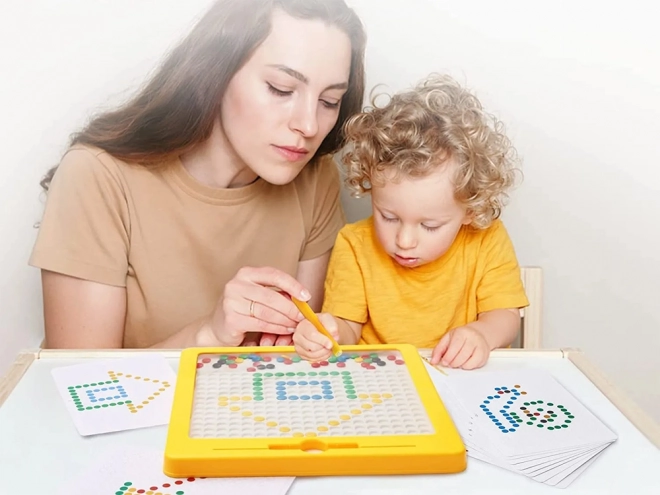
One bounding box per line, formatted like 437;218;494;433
321;99;340;109
267;83;292;97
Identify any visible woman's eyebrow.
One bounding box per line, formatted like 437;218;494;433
267;64;348;90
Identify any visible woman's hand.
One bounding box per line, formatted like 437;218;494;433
204;266;310;347
239;332;293;347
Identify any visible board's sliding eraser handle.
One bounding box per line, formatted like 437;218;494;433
268;440;359;452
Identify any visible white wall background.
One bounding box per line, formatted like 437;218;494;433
1;1;658;422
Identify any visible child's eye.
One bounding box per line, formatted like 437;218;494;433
267;83;292;97
422;224;440;232
380;212;397;222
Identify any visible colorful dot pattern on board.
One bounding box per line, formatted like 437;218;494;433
479;385;576;433
196;352;406;371
191;351;433;439
66;372;170;413
115;477;203;495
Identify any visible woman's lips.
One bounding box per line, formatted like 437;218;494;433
273;145;309;161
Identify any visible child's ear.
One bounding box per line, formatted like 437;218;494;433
461;209;474;225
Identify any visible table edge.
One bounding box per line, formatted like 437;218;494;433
1;347;658;449
0;351;37;407
564;349;660;449
0;348;562;407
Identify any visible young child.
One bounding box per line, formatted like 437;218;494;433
293;74;529;370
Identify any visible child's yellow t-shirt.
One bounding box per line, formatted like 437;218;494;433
322;217;530;348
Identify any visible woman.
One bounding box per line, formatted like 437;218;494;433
30;0;366;349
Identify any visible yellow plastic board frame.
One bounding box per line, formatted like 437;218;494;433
164;344;466;477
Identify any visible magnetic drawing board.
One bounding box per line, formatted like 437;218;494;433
164;344;465;477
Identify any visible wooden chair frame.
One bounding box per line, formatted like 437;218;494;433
519;266;543;349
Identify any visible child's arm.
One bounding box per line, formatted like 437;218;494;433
293;314;362;361
430;307;521;369
433;220;528;370
471;308;521;349
335;317;362;345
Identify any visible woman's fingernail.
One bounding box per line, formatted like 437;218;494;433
288;327;296;333
300;289;311;300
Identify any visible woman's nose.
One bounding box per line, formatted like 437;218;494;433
289;98;319;137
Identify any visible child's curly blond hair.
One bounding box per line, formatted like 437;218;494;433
341;74;520;229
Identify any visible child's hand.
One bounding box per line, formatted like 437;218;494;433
293;313;340;362
431;324;491;370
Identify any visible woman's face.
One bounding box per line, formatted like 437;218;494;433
220;10;352;185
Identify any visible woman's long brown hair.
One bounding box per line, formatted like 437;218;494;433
40;0;366;191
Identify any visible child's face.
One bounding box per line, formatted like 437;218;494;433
371;163;471;268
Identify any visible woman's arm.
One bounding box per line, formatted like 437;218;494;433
42;270;126;348
42;270;210;349
296;251;331;312
43;265;311;349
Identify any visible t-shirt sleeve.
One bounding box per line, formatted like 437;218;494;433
321;227;368;323
299;155;346;261
476;220;530;314
28;147;130;287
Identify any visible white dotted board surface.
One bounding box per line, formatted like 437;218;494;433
190;350;435;439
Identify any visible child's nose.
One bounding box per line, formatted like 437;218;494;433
396;227;417;250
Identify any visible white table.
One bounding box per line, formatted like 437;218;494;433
1;348;659;494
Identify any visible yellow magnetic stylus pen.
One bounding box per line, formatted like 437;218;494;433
291;297;342;357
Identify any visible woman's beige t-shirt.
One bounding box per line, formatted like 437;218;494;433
29;145;345;348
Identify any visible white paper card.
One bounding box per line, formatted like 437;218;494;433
57;446;295;495
423;363;617;488
51;355;178;436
